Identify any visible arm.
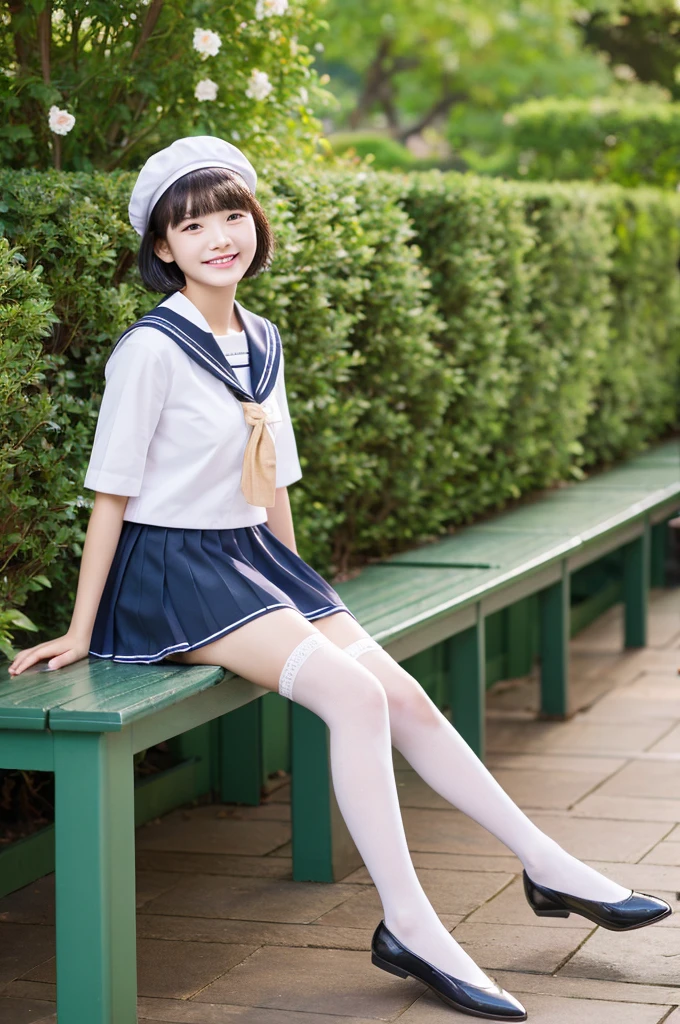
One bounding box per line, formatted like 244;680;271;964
68;491;129;642
8;491;128;675
266;486;298;554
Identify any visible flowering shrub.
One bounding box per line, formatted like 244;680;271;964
0;0;332;171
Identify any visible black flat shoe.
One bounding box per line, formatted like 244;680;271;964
523;870;673;931
371;921;527;1021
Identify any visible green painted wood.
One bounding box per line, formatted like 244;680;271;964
220;700;262;805
129;673;266;754
0;823;54;900
623;523;650;648
506;599;534;679
261;691;291;778
133;758;201;826
290;703;360;883
0;730;53;770
651;520;668;587
447;611;486;758
166;723;214;798
54;729;137;1024
570;580;622;637
539;564;570;718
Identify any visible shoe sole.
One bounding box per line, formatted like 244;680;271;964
371;951;528;1022
531;905;673;931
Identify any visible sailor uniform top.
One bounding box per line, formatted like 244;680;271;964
82;289;302;529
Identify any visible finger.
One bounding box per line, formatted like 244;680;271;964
10;645;56;675
46;651;76;671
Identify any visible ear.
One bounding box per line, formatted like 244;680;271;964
154;238;175;264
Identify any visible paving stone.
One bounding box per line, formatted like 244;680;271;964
464;877;590;929
135;849;293;879
585;860;680;895
315;870;511;925
572;794;680;823
592;759;680;799
401;808;508;856
0;983;55;1003
0;995;56;1022
23;940;257;999
140;873;357;923
664;1010;680;1023
139;995;385;1023
451;921;592;974
136;808;290;856
490;768;608;811
137;915;375;950
0;925;54;987
647;723;680;755
640;841;680;866
560;925;680;986
524;812;671;862
485;753;626;775
192;945;425;1016
486;717;671;756
0;878;54;926
493;969;680;1004
399;990;670;1023
340;853;520;883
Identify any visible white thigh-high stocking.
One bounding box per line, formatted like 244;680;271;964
343;639;630;904
279;633;493;987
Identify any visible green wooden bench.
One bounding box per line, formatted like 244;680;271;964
0;439;678;1023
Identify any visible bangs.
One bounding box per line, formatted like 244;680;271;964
157;167;259;233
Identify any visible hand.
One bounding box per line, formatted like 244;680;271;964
7;631;91;677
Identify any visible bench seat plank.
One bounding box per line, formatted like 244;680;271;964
0;659;224;732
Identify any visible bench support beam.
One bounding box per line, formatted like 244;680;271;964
539;565;570;719
447;613;486;760
54;729;137;1024
220;701;262;805
290;704;361;882
624;525;650;648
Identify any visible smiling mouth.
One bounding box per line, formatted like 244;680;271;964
204;253;239;265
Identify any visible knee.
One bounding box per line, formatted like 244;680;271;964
342;660;391;719
386;670;442;730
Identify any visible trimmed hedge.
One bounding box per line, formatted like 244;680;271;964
1;165;679;654
498;97;680;188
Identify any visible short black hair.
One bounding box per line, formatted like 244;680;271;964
137;166;275;294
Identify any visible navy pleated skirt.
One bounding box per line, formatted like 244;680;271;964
89;521;355;664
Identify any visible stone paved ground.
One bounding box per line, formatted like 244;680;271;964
1;588;679;1023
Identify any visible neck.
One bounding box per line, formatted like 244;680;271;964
179;281;242;335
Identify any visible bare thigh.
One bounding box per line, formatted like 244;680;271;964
163;607;329;692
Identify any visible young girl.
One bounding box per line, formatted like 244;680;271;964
8;136;671;1021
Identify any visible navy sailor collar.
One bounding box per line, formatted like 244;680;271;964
108;288;281;405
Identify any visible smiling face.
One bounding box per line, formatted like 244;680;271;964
140;166;275;295
154;205;258;289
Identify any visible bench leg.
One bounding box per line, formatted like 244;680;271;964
220;700;262;804
290;703;360;882
539;568;570;718
623;526;650;648
54;730;137;1024
447;614;486;760
650;520;668;588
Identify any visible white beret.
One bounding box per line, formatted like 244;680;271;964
128;135;257;236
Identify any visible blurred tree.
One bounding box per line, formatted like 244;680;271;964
316;0;675;144
582;4;680;98
1;0;333;171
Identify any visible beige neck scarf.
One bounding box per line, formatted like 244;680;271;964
240;402;277;507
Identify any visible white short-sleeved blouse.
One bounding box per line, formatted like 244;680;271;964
82;290;303;529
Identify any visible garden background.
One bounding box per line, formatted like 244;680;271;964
1;0;679;841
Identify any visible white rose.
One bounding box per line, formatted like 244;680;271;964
48;105;75;136
193;28;222;59
255;0;288;19
246;69;273;101
195;78;218;102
